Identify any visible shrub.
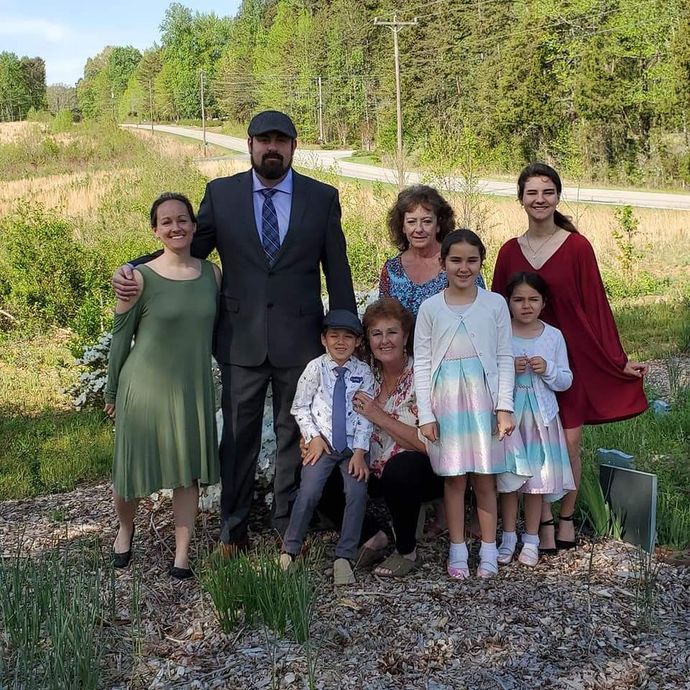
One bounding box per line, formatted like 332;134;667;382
51;108;74;132
0;205;111;347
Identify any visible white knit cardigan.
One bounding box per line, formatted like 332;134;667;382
414;288;515;426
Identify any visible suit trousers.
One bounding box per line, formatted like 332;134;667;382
319;451;443;555
282;452;368;561
218;359;304;543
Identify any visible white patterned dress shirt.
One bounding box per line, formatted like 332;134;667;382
290;353;375;452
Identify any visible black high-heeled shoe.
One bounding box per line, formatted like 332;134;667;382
538;518;558;555
555;513;577;550
112;526;135;568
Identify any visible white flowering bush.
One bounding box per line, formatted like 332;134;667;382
69;290;379;511
66;332;112;410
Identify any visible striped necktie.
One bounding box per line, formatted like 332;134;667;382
261;188;280;264
332;366;348;453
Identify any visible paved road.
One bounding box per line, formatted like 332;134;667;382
125;124;690;211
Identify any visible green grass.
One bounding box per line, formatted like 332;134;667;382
613;297;690;360
0;332;112;500
342;153;384;166
202;543;318;643
0;537;141;688
580;387;690;548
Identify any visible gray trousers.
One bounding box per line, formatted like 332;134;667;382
282;451;368;561
219;360;304;543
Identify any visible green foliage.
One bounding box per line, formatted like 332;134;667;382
202;545;317;644
0;121;151;181
581;382;690;548
612;205;641;281
0;206;91;324
0;205;116;348
602;270;670;300
51;108;74;132
0;539;140;688
577;460;623;539
61;0;690;184
0;52;46;121
656;492;690;550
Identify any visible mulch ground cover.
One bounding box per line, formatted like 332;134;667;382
1;482;688;689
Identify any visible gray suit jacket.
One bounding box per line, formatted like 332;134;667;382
192;169;356;368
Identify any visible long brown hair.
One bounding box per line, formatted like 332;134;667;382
517;163;578;233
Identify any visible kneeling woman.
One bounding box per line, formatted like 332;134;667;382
104;193;221;578
354;297;444;576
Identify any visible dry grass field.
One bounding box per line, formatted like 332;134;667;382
1;121;689;689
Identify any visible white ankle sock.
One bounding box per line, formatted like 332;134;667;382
480;540;498;556
522;532;540;546
448;541;468;566
499;531;517;548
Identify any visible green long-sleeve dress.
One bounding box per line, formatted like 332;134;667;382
105;261;220;501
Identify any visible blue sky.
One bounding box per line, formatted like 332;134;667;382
0;1;242;86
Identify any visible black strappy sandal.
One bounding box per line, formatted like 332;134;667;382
556;513;577;550
538;518;557;555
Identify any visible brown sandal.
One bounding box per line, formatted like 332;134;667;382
374;553;419;578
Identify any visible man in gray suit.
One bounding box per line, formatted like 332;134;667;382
114;111;356;551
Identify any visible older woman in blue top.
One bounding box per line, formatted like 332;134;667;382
379;185;485;316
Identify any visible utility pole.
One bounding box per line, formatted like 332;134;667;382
317;76;324;144
148;79;154;133
374;14;418;187
200;70;207;155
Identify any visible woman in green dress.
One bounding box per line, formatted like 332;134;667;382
104;193;221;579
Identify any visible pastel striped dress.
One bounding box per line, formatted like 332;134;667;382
429;309;530;492
512;335;575;502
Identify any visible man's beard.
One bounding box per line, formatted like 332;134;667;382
251;152;292;180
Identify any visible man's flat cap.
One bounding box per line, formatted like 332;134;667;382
247;110;297;138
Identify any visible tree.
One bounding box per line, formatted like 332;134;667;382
0;52;46;120
47;83;78;115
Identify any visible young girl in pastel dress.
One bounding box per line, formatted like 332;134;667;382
414;230;530;579
498;272;576;567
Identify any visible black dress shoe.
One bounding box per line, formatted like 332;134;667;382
169;565;194;580
112;526;135;568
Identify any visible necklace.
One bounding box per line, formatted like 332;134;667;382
523;229;559;257
379;361;406;401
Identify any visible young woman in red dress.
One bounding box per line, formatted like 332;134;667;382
491;163;648;550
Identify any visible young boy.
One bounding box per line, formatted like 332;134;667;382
282;309;375;585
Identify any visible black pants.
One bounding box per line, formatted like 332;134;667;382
218;359;304;543
319;451;443;555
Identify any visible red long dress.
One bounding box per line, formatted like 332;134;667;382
491;233;648;428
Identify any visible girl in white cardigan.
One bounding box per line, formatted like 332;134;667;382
497;272;575;567
415;230;529;580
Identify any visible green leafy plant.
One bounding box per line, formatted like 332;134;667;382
656;492;690;550
202;544;318;644
0;538;140;689
612;205;641;282
577;460;622;539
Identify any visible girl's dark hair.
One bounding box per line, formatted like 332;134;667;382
440;228;486;262
517;162;578;233
505;271;551;302
150;192;196;228
361;297;414;367
387;185;455;252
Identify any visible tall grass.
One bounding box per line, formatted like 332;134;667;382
202;544;318;644
580;386;690;549
0;538;139;689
